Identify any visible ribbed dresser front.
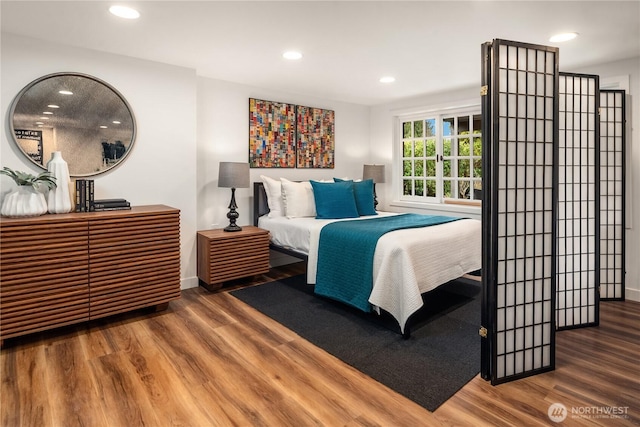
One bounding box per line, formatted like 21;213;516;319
0;218;89;340
88;206;181;319
0;205;181;343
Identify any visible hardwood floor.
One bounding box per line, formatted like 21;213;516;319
1;262;639;426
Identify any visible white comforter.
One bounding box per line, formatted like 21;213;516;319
259;213;482;333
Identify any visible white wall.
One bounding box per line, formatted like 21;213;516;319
196;77;371;230
1;34;199;288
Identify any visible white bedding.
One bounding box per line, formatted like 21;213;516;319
258;212;395;255
258;212;481;333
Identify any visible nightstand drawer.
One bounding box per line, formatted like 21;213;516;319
197;226;270;290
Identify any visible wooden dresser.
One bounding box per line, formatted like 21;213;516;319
197;226;270;290
0;205;181;343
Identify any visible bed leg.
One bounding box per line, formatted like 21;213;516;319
402;327;411;340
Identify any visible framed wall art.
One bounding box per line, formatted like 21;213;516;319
249;98;296;168
296;105;335;169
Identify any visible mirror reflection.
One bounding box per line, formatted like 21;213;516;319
10;73;136;176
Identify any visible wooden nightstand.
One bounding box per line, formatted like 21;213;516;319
197;226;270;291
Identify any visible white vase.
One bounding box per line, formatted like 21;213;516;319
46;151;72;214
1;185;48;217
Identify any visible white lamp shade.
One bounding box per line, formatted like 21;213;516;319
363;164;385;183
218;162;250;188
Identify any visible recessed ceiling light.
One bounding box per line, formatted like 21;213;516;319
109;5;140;20
283;51;303;60
379;76;396;83
112;120;121;124
100;125;108;129
549;32;578;42
59;90;73;95
47;104;60;108
40;117;50;120
42;111;53;115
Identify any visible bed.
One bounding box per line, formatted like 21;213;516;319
253;180;481;336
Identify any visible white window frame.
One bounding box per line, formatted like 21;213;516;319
393;103;482;211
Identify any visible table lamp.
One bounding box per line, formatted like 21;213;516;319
363;164;385;209
218;162;250;232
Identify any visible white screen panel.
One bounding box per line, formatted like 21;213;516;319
599;90;625;300
557;73;599;329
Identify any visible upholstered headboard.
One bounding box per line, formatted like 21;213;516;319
253;182;269;226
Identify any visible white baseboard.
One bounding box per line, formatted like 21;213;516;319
180;276;199;290
625;287;640;302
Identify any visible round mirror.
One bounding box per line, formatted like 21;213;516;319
9;72;136;177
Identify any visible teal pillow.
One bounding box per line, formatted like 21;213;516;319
334;178;377;216
310;180;359;219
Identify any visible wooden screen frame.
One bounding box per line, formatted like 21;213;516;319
481;39;558;385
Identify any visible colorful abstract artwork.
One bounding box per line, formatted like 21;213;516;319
248;99;335;169
249;98;296;168
296;105;335;169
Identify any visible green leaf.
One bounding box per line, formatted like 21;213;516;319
0;167;57;189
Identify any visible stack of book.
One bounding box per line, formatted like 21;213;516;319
75;179;94;212
92;198;131;212
74;179;131;212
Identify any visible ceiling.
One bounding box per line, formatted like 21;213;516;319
2;1;639;106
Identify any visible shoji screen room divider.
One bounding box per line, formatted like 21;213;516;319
481;39;558;385
481;40;626;385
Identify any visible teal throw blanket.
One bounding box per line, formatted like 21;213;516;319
314;213;462;312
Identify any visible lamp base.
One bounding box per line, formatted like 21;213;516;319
373;183;379;210
223;224;242;232
224;187;242;232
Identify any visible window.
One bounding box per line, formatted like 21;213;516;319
399;108;482;204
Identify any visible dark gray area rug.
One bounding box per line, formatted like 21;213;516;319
230;275;481;412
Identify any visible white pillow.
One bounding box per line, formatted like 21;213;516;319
281;178;316;218
260;175;284;218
